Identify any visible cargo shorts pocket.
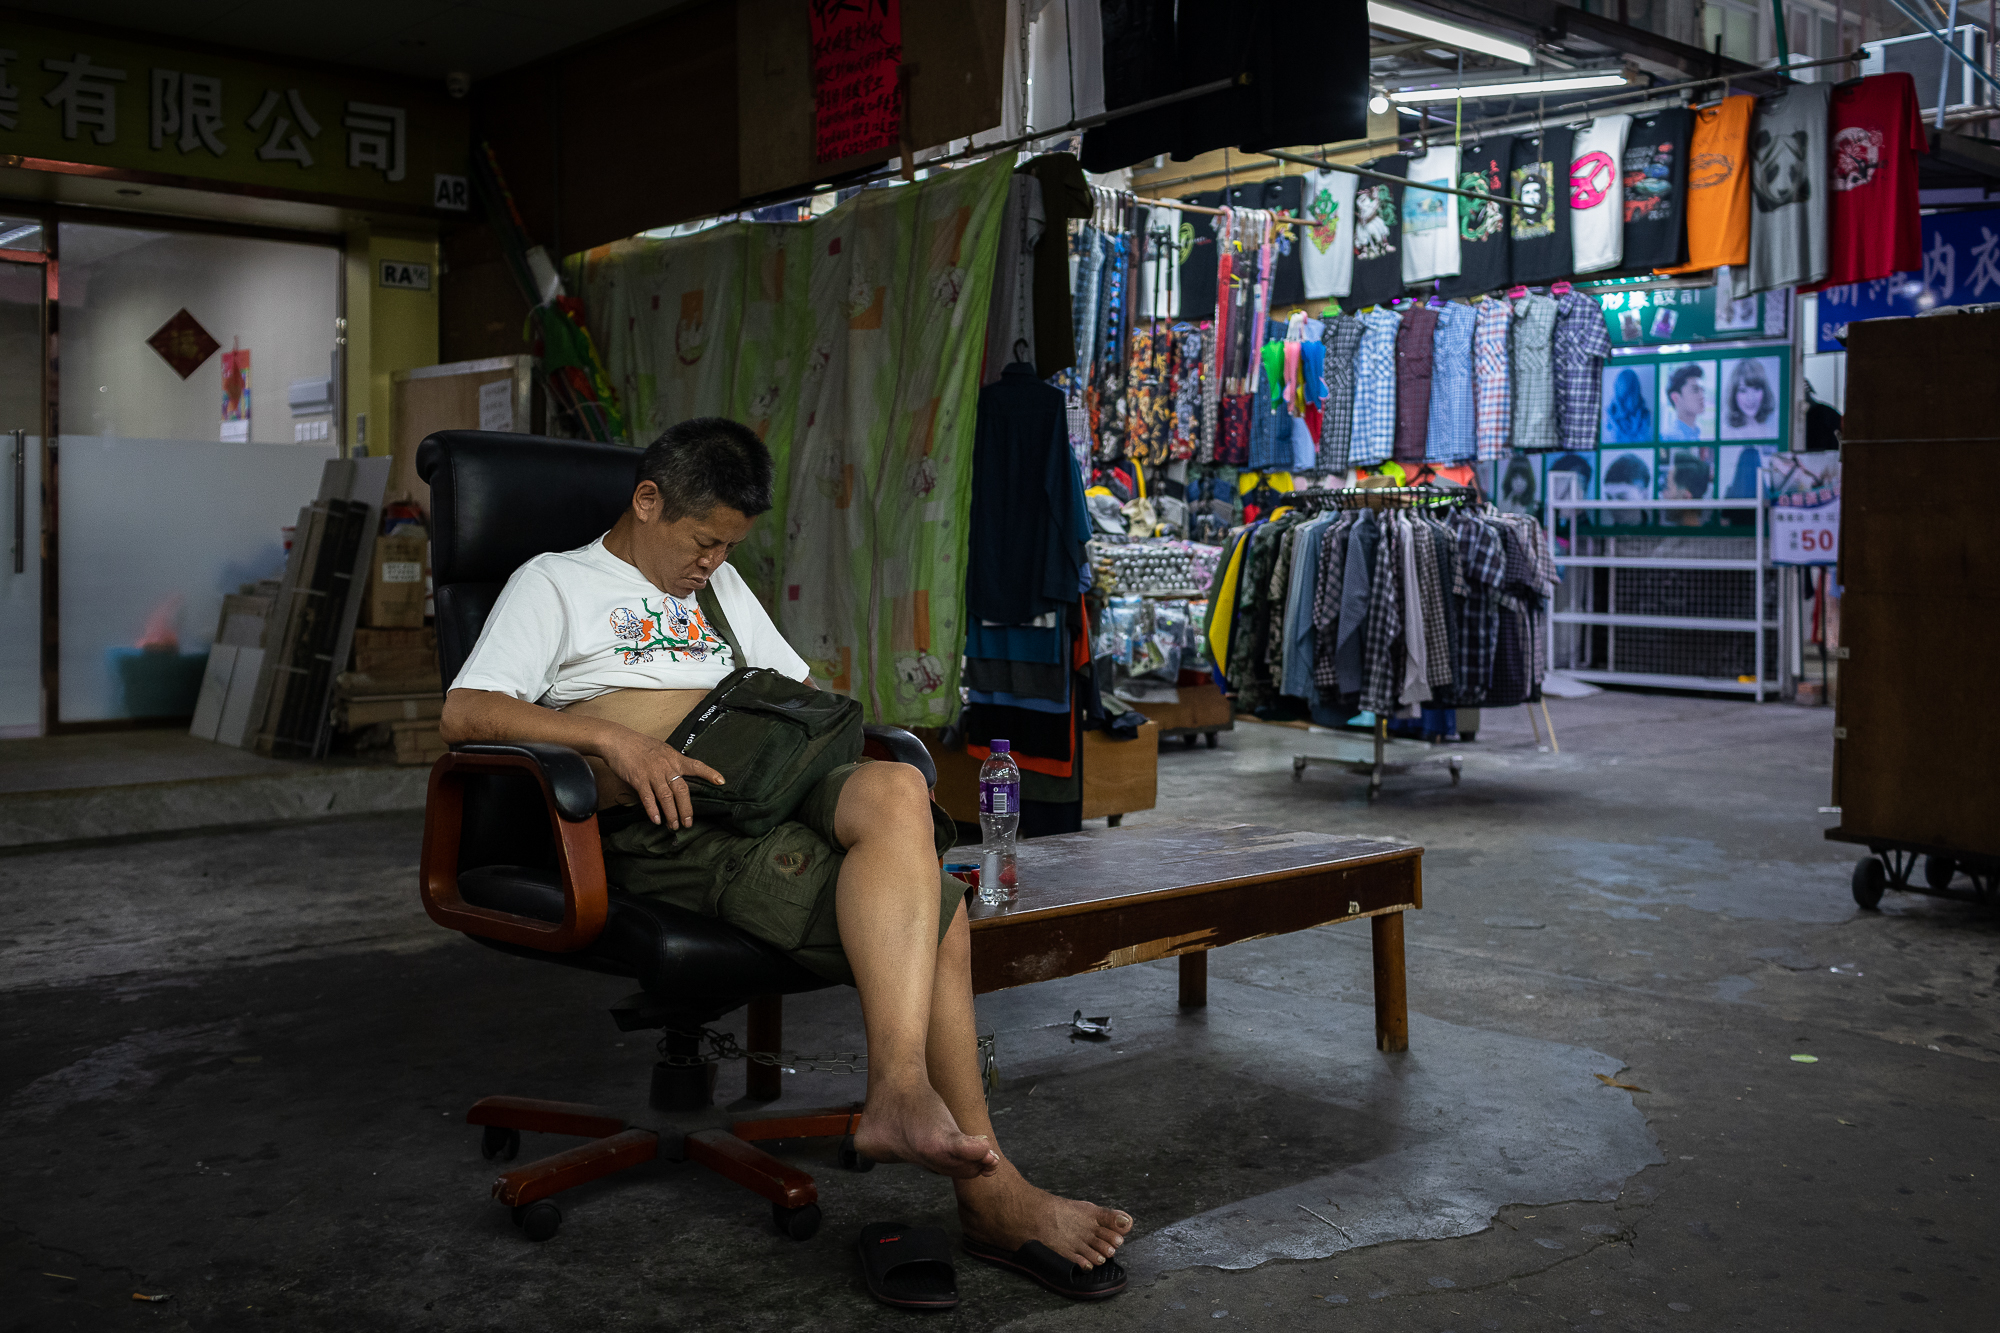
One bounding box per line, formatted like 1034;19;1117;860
705;819;843;954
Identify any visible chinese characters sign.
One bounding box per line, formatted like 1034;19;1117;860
1592;277;1791;346
1815;207;2000;351
0;24;465;210
810;0;903;164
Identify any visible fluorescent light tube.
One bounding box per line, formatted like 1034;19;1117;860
1391;73;1632;103
1367;2;1535;66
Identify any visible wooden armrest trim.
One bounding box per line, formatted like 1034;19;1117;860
420;751;609;952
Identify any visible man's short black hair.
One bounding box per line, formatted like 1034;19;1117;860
637;417;774;521
1667;363;1705;398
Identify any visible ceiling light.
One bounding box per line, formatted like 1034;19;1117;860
1367;2;1535;66
1369;92;1391;115
1390;72;1632;104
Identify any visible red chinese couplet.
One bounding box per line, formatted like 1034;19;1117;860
810;0;903;164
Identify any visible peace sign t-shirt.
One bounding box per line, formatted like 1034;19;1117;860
1570;114;1631;274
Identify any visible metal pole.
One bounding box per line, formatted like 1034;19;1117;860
1256;147;1525;209
1755;467;1768;703
10;428;22;575
1883;0;2000;100
1938;0;1964;129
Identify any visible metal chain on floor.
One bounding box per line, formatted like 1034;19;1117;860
659;1027;867;1076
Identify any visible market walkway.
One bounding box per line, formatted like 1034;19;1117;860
4;690;1994;1331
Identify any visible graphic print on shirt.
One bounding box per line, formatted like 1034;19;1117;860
1623;138;1677;221
1833;126;1884;191
1570;152;1617;209
1406;178;1451;233
1458;157;1506;241
1308;186;1342;253
1354;183;1398;259
1688;149;1734;191
1510;159;1556;239
1751;128;1812;212
607;598;730;665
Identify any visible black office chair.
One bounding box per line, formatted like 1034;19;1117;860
416;430;937;1245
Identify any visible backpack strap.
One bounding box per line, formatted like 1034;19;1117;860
695;583;742;664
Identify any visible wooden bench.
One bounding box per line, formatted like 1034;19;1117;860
967;820;1423;1051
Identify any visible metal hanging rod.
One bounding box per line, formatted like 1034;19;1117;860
1257;147;1525;209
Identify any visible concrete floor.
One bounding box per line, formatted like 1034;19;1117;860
3;690;1996;1331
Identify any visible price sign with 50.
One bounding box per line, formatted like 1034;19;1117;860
1769;501;1839;566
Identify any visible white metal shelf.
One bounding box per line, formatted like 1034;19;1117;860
1559;668;1768;694
1555;556;1763;570
1551;611;1778;633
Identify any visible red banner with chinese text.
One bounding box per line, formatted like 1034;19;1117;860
810;0;903;164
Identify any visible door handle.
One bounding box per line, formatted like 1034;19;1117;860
10;428;22;575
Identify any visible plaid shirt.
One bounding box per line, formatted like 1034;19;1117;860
1553;290;1613;450
1412;517;1454;689
1360;512;1403;715
1350;308;1401;466
1509;293;1560;451
1450;511;1506;704
1425;301;1476;462
1311;513;1357;690
1319;316;1363;469
1472;299;1512;460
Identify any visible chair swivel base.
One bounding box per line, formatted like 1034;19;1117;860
466;1094;870;1242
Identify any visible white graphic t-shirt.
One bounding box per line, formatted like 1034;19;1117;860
451;536;810;707
1569;114;1632;274
1399;146;1462;285
1299;167;1357;300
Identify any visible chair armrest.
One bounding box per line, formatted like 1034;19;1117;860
420;746;608;952
862;724;936;787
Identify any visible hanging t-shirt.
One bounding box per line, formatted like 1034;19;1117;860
1134;204;1182;318
1440;135;1513;297
1740;83;1832;297
1263;175;1308;306
1177;190;1224;319
1347;155;1408;311
1823;73;1926;288
1621;107;1692;270
1658;94;1755;275
1401;145;1462;286
1569;114;1631;275
1299;167;1357;300
1508;127;1575;286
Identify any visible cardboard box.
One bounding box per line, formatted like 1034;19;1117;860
391;718;447;765
1124;680;1232;733
352;627;438;678
1080;721;1159;820
363;534;428;629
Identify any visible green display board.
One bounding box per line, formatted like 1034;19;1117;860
1587;279;1792;347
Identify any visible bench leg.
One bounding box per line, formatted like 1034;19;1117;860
746;994;782;1102
1179;950;1207;1008
1370;912;1409;1053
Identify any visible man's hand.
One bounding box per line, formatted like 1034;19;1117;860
603;731;726;830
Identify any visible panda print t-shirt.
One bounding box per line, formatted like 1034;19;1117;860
1739;82;1831;297
451;536;810;707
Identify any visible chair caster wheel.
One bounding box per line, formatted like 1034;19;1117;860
838;1134;875;1173
773;1200;822;1241
513;1200;561;1242
481;1126;520;1162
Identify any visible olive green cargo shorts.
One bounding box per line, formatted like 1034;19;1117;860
598;760;963;986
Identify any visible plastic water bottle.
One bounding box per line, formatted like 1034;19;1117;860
977;740;1021;905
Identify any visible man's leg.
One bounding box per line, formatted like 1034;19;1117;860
834;762;1132;1266
835;761;997;1178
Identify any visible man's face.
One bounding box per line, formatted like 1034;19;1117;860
629;483;754;598
1670;375;1705;422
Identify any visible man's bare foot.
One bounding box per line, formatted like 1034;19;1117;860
854;1079;1000;1179
957;1161;1133;1269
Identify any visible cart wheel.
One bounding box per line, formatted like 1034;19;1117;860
1459;730;1477;742
1292;756;1307;782
1924;856;1957;891
1205;731;1218;749
1851;857;1887;911
1183;733;1199;749
1448;756;1463;786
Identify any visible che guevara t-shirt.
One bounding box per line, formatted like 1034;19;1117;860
1509;127;1575;286
1621;107;1692;270
1440;135;1514;297
1823;72;1926;288
1346;154;1408;311
1298;166;1357;300
1569;114;1631;274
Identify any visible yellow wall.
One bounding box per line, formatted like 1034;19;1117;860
343;227;440;457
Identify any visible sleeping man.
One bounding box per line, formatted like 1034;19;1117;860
438;417;1130;1299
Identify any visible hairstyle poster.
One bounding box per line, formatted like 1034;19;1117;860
1545;451;1596;503
1656;358;1717;442
1496;452;1542;515
1719;355;1784;440
1598;447;1654;526
1600;362;1657;443
1656;446;1716;527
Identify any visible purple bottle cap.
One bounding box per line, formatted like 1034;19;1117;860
991;739;1010;753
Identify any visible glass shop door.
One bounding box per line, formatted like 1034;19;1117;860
0;231;48;736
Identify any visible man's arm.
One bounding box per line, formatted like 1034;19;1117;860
439;688;723;830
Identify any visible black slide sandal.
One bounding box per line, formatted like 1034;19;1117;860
857;1222;960;1311
963;1238;1127;1301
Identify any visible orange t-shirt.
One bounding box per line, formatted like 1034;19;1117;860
1657;95;1755;275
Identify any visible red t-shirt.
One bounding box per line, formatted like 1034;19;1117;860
1822;73;1926;287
